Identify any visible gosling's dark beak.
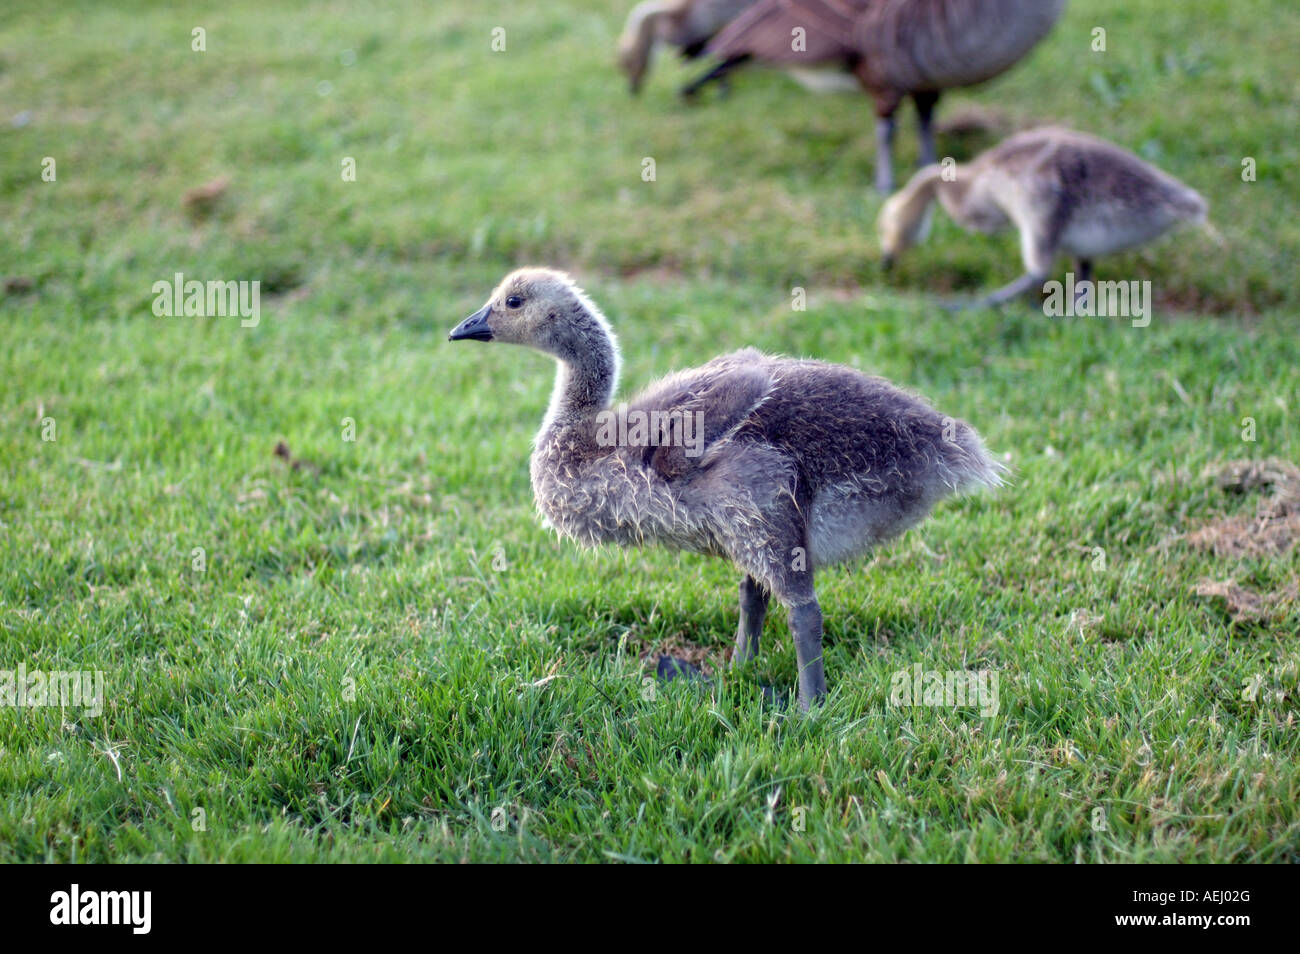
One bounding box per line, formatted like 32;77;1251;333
448;304;493;342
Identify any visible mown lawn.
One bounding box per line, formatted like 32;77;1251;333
0;0;1297;862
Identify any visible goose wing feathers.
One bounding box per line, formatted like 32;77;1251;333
624;349;774;480
708;0;869;63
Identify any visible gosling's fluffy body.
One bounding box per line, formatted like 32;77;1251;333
450;268;1002;708
535;348;999;567
878;126;1210;305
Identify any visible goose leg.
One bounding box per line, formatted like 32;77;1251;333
680;55;749;99
979;272;1047;308
874;115;897;193
727;497;821;708
787;599;826;710
734;574;769;665
913;91;940;167
1074;258;1094;306
950;233;1056;309
944;271;1046;311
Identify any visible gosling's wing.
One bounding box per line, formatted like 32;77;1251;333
707;0;867;64
624;351;774;481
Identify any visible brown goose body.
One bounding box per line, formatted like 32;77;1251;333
699;0;1068;190
450;268;1002;709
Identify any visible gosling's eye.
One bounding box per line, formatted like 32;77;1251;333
505;295;523;309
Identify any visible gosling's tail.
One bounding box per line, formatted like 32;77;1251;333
946;422;1009;494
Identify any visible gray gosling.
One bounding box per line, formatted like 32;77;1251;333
618;0;757;94
449;268;1003;710
696;0;1067;192
878;126;1210;308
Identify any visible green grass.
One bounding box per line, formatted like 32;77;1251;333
1;0;1298;862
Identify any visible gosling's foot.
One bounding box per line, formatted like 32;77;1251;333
655;655;711;685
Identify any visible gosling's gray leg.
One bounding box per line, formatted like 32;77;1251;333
983;271;1048;307
874;115;897;194
734;574;769;665
1074;258;1094;306
945;271;1047;311
913;91;940;167
787;600;826;711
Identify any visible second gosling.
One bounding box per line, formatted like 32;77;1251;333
878;126;1209;308
449;268;1003;710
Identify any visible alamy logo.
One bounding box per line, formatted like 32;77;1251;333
0;666;104;717
889;663;1000;717
151;272;260;327
595;404;705;458
1042;272;1151;327
50;884;151;934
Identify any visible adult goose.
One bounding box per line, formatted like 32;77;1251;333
448;268;1003;709
690;0;1068;192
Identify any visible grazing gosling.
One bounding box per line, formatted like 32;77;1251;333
878;126;1209;307
449;268;1003;710
618;0;757;94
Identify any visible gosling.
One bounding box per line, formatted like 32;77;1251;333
449;269;1003;710
618;0;757;95
878;126;1209;308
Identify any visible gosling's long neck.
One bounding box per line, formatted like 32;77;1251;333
538;306;621;442
896;165;943;229
936;166;978;219
619;2;666;80
900;163;980;227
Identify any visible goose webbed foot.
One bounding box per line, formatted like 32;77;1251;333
655;655;711;685
944;272;1046;311
655;654;790;711
759;682;794;712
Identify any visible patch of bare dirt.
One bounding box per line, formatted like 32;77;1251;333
1194;578;1298;624
1209;458;1300;506
640;634;723;675
1184;458;1300;558
183;176;230;219
1186;517;1300;559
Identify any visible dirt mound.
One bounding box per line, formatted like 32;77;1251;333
1186;458;1300;558
1194;578;1299;624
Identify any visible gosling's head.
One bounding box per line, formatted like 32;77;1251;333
617;2;663;94
877;185;934;271
449;267;618;365
617;39;650;95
